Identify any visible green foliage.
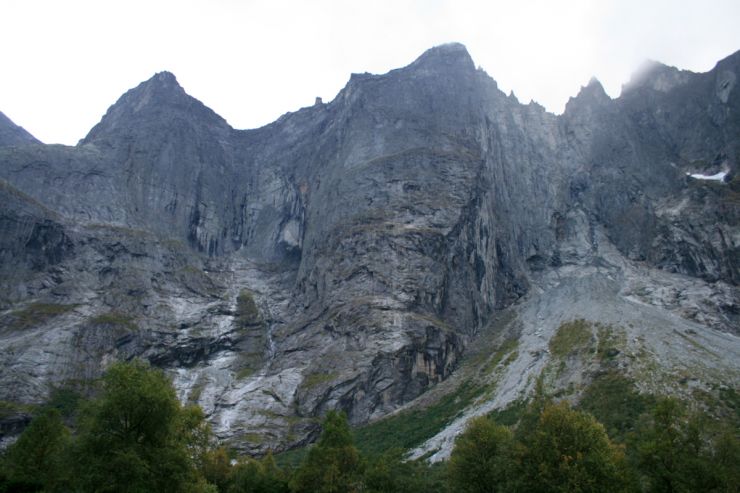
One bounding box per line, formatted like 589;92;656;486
236;367;256;380
201;446;234;492
718;386;740;424
710;425;740;492
364;449;448;493
237;290;261;327
595;324;626;361
7;303;76;330
229;452;289;493
578;371;655;442
449;416;513;493
72;360;212;492
0;400;34;419
302;372;338;390
634;397;739;493
274;445;309;470
488;399;528;427
512;401;629;493
89;311;137;330
4;356;738;493
291;411;364;493
44;386;82;418
0;408;70;491
549;319;593;358
482;338;519;375
353;382;483;456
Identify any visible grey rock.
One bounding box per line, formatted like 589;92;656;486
0;44;738;454
0;112;39;146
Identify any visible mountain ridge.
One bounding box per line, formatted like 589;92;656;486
0;43;737;457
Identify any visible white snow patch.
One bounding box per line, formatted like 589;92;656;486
687;171;727;182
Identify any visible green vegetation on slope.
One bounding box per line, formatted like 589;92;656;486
236;289;261;327
549;318;593;357
353;382;484;457
579;371;655;442
88;311;137;331
3;368;738;493
0;361;215;493
6;303;76;331
488;399;528;427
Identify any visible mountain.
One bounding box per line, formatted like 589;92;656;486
0;43;738;457
0;112;39;146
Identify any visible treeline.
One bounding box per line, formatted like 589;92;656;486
1;362;737;492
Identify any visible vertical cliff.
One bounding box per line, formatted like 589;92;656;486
0;44;737;453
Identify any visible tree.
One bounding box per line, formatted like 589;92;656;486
1;407;70;492
201;446;235;492
72;360;212;492
228;452;289;493
709;424;740;493
513;401;629;493
290;411;364;493
448;416;513;493
364;448;448;493
634;397;738;493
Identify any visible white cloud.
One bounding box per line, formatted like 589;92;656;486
1;0;738;144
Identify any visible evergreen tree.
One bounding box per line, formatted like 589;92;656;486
290;411;364;493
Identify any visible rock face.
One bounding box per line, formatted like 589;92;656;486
0;112;38;146
1;43;738;453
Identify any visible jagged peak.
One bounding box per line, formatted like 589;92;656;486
581;77;608;98
153;70;178;82
422;42;470;56
128;70;187;103
141;71;184;92
407;42;475;74
621;59;693;95
85;70;191;128
82;71;228;145
562;77;611;115
0;110;40;146
712;49;740;77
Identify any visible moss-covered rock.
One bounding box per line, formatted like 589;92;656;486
236;289;261;327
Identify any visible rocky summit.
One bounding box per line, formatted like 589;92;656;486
0;43;738;457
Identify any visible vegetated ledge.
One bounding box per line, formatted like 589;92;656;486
3;303;78;332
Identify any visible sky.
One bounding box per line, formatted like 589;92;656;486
1;0;739;145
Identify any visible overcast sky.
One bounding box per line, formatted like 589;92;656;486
1;0;739;145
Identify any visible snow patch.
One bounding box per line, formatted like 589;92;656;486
687;171;727;182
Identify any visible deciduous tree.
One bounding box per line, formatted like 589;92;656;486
448;416;513;493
